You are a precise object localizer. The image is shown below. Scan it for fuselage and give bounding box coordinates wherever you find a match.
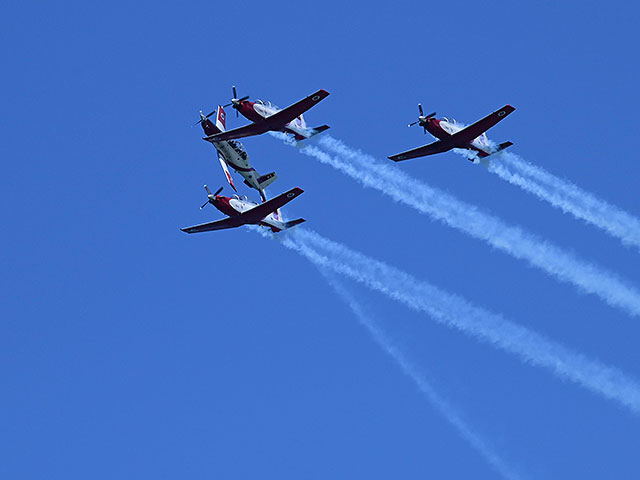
[235,99,312,141]
[201,118,263,188]
[423,117,493,158]
[211,195,284,232]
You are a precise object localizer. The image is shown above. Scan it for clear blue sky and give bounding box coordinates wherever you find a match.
[2,1,639,478]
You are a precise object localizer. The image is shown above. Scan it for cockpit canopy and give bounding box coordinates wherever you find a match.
[255,99,279,109]
[228,139,246,151]
[233,194,253,203]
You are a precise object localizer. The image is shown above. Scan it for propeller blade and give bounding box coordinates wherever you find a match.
[426,112,436,119]
[232,85,237,99]
[200,201,209,209]
[423,127,427,134]
[194,109,216,126]
[237,95,249,102]
[204,185,212,195]
[418,103,424,116]
[408,120,419,127]
[223,102,233,108]
[213,186,223,197]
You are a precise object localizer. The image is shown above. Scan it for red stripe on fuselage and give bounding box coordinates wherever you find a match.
[237,101,265,123]
[212,197,240,217]
[424,118,448,140]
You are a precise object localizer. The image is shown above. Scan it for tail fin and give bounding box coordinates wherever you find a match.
[257,172,277,189]
[217,152,237,192]
[495,141,513,152]
[283,218,306,230]
[216,106,227,132]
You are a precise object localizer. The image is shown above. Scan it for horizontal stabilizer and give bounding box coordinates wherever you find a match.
[496,141,513,152]
[257,172,277,189]
[283,218,306,230]
[310,125,330,136]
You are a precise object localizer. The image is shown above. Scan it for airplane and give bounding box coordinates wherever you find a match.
[202,86,330,143]
[388,104,515,162]
[196,105,277,201]
[181,185,306,234]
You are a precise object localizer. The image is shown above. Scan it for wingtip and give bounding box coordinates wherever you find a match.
[311,89,330,100]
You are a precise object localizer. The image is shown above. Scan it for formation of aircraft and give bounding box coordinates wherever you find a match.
[388,104,515,162]
[183,87,330,234]
[182,86,517,235]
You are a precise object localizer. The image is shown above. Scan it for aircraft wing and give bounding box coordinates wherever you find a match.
[181,187,304,234]
[204,90,329,142]
[242,187,304,223]
[448,105,515,145]
[181,216,246,234]
[204,122,270,142]
[261,89,330,128]
[388,140,453,162]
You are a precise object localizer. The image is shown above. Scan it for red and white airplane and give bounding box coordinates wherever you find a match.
[181,186,305,234]
[196,105,276,201]
[203,86,330,143]
[388,104,515,162]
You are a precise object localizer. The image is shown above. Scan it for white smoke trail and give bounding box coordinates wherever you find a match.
[286,135,640,319]
[482,151,640,250]
[275,228,640,415]
[322,271,526,480]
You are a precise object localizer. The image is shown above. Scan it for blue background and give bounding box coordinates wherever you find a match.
[2,1,639,478]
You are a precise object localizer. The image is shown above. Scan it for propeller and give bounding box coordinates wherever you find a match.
[193,109,217,126]
[200,185,224,209]
[223,85,250,117]
[408,104,436,133]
